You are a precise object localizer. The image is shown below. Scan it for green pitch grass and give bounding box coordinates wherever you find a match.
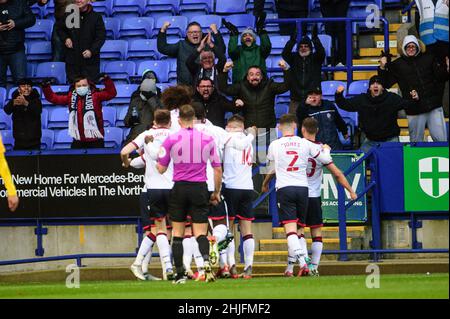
[0,274,447,299]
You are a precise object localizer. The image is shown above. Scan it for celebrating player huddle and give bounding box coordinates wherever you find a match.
[120,95,357,284]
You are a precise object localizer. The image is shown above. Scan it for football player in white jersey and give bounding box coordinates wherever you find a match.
[262,114,334,276]
[121,109,175,281]
[222,115,258,279]
[284,117,358,277]
[192,105,256,278]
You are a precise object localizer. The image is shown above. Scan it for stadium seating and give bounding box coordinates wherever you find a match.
[104,61,136,83]
[0,130,14,151]
[246,0,276,13]
[93,0,114,16]
[155,16,189,37]
[179,0,213,20]
[104,17,121,39]
[321,81,347,100]
[0,88,6,109]
[100,40,128,60]
[167,58,178,82]
[0,110,11,130]
[269,35,290,56]
[47,107,70,129]
[30,2,44,18]
[111,0,146,17]
[41,85,70,107]
[317,34,332,58]
[119,17,155,39]
[103,107,118,127]
[41,129,55,150]
[27,41,53,62]
[275,104,289,119]
[190,15,222,32]
[127,39,160,60]
[107,84,139,107]
[115,106,129,127]
[348,80,369,95]
[220,14,255,34]
[136,60,170,83]
[41,108,49,129]
[25,19,53,41]
[104,127,124,148]
[35,62,67,84]
[144,0,180,20]
[53,129,73,149]
[215,0,247,14]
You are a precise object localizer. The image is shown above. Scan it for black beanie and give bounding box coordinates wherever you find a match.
[369,75,384,87]
[297,36,313,50]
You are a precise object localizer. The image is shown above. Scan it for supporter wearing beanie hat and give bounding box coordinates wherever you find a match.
[297,36,313,57]
[369,75,384,87]
[140,78,157,101]
[241,27,257,46]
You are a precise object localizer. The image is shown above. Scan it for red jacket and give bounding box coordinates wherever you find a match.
[43,77,117,142]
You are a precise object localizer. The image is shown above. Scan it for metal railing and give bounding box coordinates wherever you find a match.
[265,16,391,83]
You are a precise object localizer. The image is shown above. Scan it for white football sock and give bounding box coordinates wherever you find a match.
[142,246,153,274]
[182,237,193,271]
[156,233,173,271]
[134,236,154,266]
[287,234,305,267]
[212,224,227,243]
[311,240,323,267]
[192,236,205,270]
[227,239,236,267]
[299,235,308,258]
[286,247,296,272]
[219,249,228,268]
[243,235,255,270]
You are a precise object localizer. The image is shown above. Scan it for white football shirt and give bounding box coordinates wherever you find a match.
[132,127,174,190]
[267,135,332,190]
[306,143,333,197]
[223,131,254,190]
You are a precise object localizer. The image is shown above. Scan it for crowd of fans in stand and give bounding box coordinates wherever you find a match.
[0,0,448,152]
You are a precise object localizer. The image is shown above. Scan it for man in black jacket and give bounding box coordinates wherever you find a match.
[3,78,42,150]
[335,75,418,153]
[57,0,106,83]
[378,35,449,142]
[219,60,291,162]
[282,25,325,114]
[297,87,348,150]
[0,0,36,88]
[192,78,240,128]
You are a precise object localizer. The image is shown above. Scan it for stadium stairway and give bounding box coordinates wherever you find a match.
[254,226,368,263]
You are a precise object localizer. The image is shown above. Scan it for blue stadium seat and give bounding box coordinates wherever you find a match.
[47,107,70,129]
[265,13,280,34]
[41,129,55,150]
[27,41,52,62]
[25,19,53,41]
[53,129,72,149]
[215,0,247,14]
[167,58,177,82]
[144,0,180,20]
[100,40,128,60]
[348,80,369,95]
[93,0,114,16]
[30,2,44,18]
[115,106,128,127]
[275,104,289,119]
[136,60,170,83]
[122,127,131,140]
[41,108,49,129]
[27,63,36,78]
[317,34,332,58]
[155,16,188,37]
[190,15,222,33]
[0,130,14,151]
[107,84,139,107]
[220,14,254,35]
[156,83,171,92]
[0,110,11,130]
[119,17,154,39]
[104,17,121,39]
[35,62,66,84]
[104,127,124,148]
[127,39,160,60]
[246,0,276,13]
[276,90,291,104]
[112,0,146,17]
[103,106,118,127]
[41,85,70,107]
[269,35,290,56]
[179,0,213,20]
[0,87,6,109]
[104,61,136,83]
[321,81,347,100]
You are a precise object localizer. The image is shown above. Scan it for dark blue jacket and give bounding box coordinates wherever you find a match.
[296,99,348,150]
